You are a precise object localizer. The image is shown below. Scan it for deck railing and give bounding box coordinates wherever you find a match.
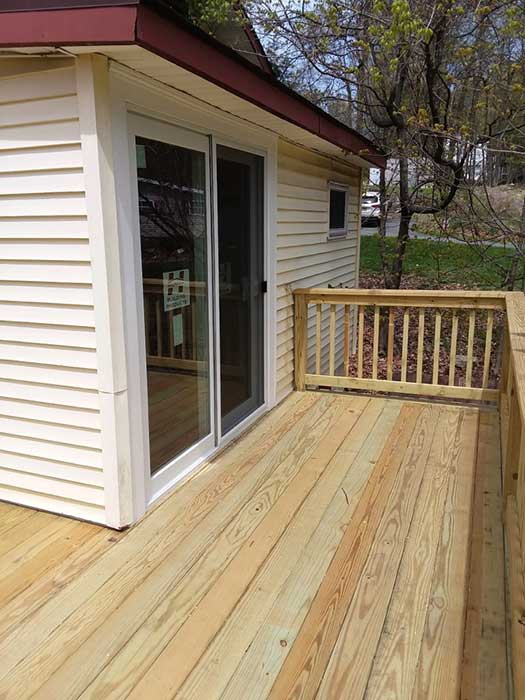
[294,286,525,700]
[501,292,525,700]
[143,278,206,373]
[294,288,507,402]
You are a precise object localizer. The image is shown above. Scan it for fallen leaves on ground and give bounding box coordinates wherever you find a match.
[345,273,503,389]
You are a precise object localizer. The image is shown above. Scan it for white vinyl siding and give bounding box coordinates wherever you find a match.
[0,61,105,523]
[276,141,361,401]
[0,53,366,527]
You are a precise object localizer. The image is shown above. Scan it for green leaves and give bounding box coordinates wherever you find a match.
[188,0,240,29]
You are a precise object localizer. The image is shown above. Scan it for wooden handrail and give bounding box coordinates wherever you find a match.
[294,287,508,298]
[143,278,207,289]
[293,287,507,309]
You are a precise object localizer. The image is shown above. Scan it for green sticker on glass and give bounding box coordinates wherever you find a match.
[173,314,184,347]
[136,144,147,169]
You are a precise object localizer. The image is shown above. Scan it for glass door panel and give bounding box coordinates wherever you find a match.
[216,145,264,434]
[135,134,211,474]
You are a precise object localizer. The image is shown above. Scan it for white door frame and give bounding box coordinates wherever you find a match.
[126,113,217,504]
[110,68,277,517]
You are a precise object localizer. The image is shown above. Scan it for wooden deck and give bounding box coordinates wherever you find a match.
[0,392,508,699]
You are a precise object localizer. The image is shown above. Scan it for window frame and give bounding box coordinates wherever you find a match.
[327,181,349,239]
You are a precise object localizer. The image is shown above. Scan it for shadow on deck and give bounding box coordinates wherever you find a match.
[0,390,507,699]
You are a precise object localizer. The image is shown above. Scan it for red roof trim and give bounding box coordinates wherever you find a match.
[137,7,319,128]
[0,0,138,9]
[136,6,385,167]
[0,6,136,45]
[0,3,385,167]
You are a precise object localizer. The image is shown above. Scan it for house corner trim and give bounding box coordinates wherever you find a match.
[76,54,135,528]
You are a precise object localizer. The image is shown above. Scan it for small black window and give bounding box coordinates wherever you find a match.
[329,185,348,236]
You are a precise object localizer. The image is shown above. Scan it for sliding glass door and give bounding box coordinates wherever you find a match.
[216,145,265,434]
[132,119,213,479]
[130,118,265,491]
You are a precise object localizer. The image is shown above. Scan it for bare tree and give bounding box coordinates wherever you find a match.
[237,0,525,288]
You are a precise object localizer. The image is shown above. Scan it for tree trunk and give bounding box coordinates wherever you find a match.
[387,155,412,290]
[377,168,390,352]
[377,168,390,288]
[519,197,525,292]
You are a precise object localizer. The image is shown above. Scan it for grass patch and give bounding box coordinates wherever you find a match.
[360,234,515,289]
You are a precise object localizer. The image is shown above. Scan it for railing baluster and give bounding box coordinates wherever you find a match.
[344,304,350,376]
[466,310,475,387]
[169,310,175,358]
[315,303,322,375]
[329,304,336,376]
[372,306,380,380]
[181,309,186,359]
[500,326,510,394]
[449,310,458,386]
[155,298,162,357]
[401,308,409,382]
[387,307,395,381]
[504,382,521,497]
[482,309,494,388]
[416,308,425,383]
[144,297,150,355]
[357,305,364,378]
[432,309,442,385]
[190,291,197,360]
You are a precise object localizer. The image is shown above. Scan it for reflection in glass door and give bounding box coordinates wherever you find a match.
[135,133,211,474]
[217,145,265,434]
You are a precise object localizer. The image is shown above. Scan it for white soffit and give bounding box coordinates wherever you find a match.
[68,44,369,169]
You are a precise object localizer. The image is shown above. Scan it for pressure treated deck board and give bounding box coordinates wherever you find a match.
[46,398,369,700]
[460,410,509,700]
[412,408,480,699]
[0,507,63,558]
[185,400,401,700]
[0,392,508,700]
[0,520,96,609]
[1,394,333,698]
[318,405,449,700]
[0,525,118,641]
[0,501,35,537]
[363,407,467,700]
[267,404,427,700]
[0,393,320,689]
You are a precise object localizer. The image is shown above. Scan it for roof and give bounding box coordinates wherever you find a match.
[0,0,386,168]
[211,4,276,75]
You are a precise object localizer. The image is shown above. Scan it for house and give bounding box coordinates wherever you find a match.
[0,5,523,698]
[0,0,385,528]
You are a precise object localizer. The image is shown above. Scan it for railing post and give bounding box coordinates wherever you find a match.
[502,293,525,700]
[294,292,308,391]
